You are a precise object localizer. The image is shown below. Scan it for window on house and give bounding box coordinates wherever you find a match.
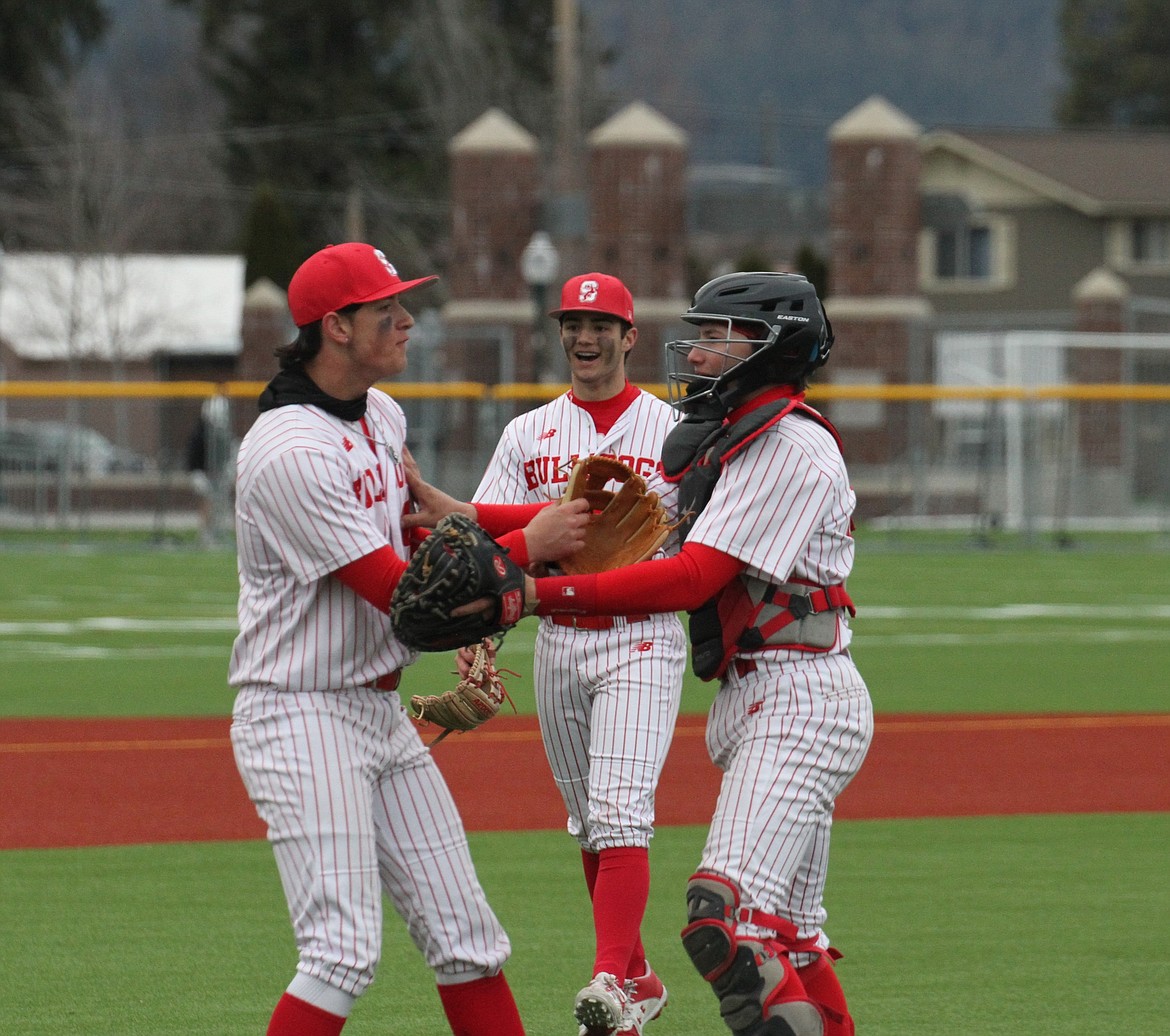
[935,224,992,279]
[920,202,1013,290]
[1131,218,1170,265]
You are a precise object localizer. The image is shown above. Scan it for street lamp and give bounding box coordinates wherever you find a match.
[520,230,560,383]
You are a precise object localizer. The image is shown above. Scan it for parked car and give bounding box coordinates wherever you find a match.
[0,420,150,475]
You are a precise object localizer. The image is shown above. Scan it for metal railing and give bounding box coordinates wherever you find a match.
[3,380,1170,545]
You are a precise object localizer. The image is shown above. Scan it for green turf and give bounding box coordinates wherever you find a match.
[1,816,1167,1034]
[2,542,1168,716]
[2,539,1169,1034]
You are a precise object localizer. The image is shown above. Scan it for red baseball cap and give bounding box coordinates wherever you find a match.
[287,242,438,326]
[549,272,635,324]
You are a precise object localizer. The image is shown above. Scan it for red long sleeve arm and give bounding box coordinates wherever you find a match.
[534,543,745,616]
[474,501,549,569]
[403,503,538,569]
[474,501,546,535]
[495,529,530,567]
[333,546,408,613]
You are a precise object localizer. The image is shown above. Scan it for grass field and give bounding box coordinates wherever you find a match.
[2,817,1168,1035]
[2,539,1168,716]
[2,538,1169,1034]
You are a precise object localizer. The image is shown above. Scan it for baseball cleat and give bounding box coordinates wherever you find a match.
[574,972,627,1034]
[616,964,668,1035]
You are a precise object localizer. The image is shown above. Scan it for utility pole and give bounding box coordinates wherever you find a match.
[552,0,585,274]
[554,0,581,199]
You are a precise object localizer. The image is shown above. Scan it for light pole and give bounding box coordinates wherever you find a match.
[520,230,560,383]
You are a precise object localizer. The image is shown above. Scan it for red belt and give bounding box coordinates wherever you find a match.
[371,672,401,692]
[549,614,650,630]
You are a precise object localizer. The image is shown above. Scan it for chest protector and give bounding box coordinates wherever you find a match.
[661,397,855,682]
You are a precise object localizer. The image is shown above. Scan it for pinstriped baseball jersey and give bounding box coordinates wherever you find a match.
[686,406,859,657]
[477,389,679,509]
[229,388,417,691]
[475,387,686,851]
[685,402,872,956]
[229,385,513,998]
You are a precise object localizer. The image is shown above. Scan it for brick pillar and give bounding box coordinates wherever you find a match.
[824,96,932,516]
[234,278,290,439]
[237,278,289,384]
[1073,267,1128,335]
[447,108,542,302]
[586,101,689,384]
[443,108,544,391]
[1072,267,1130,467]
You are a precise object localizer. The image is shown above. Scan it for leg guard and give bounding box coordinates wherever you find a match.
[796,952,854,1036]
[731,939,824,1036]
[681,872,740,981]
[680,873,824,1036]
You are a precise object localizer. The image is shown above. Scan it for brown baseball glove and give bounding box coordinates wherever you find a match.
[557,455,677,575]
[409,641,517,745]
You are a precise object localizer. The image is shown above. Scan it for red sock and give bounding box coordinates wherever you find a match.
[796,955,854,1036]
[437,973,525,1036]
[591,846,650,979]
[625,944,649,982]
[581,848,601,897]
[266,993,346,1036]
[583,848,648,978]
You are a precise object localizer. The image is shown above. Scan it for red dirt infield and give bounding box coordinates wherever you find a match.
[2,712,1168,850]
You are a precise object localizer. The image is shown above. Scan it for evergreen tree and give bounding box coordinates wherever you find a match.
[0,0,108,243]
[175,0,431,254]
[794,242,829,301]
[239,181,305,289]
[0,0,107,141]
[174,0,564,271]
[1058,0,1170,126]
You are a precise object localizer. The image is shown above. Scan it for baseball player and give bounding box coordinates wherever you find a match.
[512,273,874,1036]
[227,242,587,1036]
[472,273,686,1036]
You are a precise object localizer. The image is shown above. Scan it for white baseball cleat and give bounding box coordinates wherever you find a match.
[574,972,627,1035]
[616,964,668,1035]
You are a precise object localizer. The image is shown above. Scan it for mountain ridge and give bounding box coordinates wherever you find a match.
[584,0,1065,185]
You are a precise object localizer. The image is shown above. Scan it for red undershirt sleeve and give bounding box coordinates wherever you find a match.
[534,543,746,616]
[474,501,547,569]
[495,529,530,568]
[473,501,546,534]
[333,546,408,613]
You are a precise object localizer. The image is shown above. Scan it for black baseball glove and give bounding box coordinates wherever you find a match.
[391,513,527,651]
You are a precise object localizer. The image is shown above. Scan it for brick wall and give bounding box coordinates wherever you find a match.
[587,143,688,300]
[448,150,541,300]
[829,135,921,298]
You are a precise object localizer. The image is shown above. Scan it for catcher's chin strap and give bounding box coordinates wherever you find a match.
[682,871,829,1036]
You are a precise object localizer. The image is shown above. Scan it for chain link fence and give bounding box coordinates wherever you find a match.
[3,371,1170,547]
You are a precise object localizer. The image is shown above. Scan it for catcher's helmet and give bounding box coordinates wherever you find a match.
[665,272,833,412]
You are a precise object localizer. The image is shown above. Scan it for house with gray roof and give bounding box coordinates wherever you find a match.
[918,126,1170,332]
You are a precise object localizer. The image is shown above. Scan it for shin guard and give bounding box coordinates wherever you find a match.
[681,872,740,981]
[680,873,824,1036]
[796,953,853,1036]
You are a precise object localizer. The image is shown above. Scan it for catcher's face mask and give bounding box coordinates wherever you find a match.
[665,317,762,411]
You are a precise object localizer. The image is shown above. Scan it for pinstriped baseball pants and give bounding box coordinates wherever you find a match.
[231,686,511,996]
